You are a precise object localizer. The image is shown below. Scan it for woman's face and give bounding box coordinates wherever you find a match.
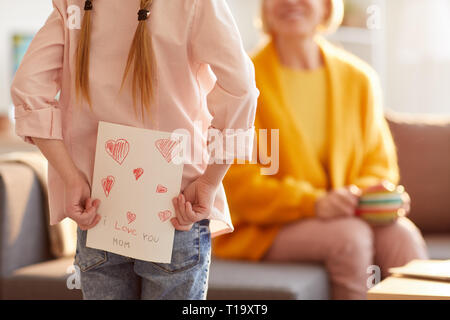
[264,0,331,38]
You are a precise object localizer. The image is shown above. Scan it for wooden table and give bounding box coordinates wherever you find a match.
[368,275,450,300]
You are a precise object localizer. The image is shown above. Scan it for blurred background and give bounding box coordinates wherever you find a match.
[0,0,449,300]
[1,0,450,124]
[0,0,449,152]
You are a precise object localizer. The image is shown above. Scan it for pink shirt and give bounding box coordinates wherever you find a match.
[11,0,258,237]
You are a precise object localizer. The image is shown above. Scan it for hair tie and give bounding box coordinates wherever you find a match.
[84,0,93,11]
[138,9,150,21]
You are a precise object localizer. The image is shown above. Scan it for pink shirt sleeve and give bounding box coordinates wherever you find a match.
[189,0,259,162]
[10,1,64,145]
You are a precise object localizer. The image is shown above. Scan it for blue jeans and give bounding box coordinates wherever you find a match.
[74,219,211,300]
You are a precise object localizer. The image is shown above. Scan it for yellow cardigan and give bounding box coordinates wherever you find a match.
[213,37,400,261]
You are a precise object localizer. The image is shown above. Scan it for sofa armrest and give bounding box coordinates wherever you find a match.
[0,171,53,279]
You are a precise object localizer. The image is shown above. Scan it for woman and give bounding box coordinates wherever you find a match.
[213,0,428,299]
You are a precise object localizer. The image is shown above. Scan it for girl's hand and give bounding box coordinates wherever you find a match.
[315,185,361,220]
[171,177,217,231]
[64,170,101,230]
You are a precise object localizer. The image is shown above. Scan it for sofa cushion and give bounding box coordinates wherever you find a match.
[207,258,330,300]
[3,238,446,301]
[387,113,450,234]
[2,257,82,300]
[207,235,449,301]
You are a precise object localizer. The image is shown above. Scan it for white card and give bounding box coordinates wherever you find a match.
[86,121,184,263]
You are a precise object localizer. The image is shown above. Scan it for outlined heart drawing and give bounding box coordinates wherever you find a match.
[127,211,136,224]
[101,175,115,197]
[158,210,172,222]
[133,168,144,180]
[155,138,180,163]
[105,139,130,165]
[156,184,167,193]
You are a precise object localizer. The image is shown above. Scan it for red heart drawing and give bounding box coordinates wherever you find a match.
[127,211,136,224]
[133,168,144,180]
[156,184,167,193]
[155,138,180,163]
[105,139,130,165]
[158,210,172,222]
[101,176,115,197]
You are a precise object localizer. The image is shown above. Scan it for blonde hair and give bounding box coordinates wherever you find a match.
[261,0,344,35]
[319,0,344,34]
[75,0,154,120]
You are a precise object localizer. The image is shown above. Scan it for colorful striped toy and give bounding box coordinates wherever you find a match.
[356,182,406,226]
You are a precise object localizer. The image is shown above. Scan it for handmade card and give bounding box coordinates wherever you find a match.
[86,121,184,263]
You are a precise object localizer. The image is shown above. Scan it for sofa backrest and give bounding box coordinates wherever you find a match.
[387,112,450,234]
[0,167,53,278]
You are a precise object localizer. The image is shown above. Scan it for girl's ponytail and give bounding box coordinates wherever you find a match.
[75,0,94,109]
[75,0,155,120]
[121,0,154,120]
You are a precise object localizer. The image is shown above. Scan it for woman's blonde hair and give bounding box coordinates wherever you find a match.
[319,0,344,34]
[75,0,154,120]
[261,0,344,35]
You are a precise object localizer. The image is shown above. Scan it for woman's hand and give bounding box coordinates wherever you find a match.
[363,181,411,218]
[171,177,218,231]
[400,190,411,216]
[64,170,101,230]
[315,185,361,220]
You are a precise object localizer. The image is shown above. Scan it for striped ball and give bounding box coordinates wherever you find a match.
[356,183,406,226]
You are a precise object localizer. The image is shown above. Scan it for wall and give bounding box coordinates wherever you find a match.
[0,0,261,115]
[385,0,450,115]
[0,0,53,114]
[1,0,449,116]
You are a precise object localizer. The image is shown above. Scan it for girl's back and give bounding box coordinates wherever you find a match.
[11,0,258,237]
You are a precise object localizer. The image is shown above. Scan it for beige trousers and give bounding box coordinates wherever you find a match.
[263,217,429,299]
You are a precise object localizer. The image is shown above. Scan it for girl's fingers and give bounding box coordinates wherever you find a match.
[184,201,198,222]
[80,214,101,230]
[172,197,183,226]
[82,205,98,226]
[178,194,186,216]
[75,202,96,226]
[79,214,101,230]
[177,194,192,225]
[192,204,209,219]
[74,198,101,227]
[172,196,190,226]
[85,197,93,210]
[89,214,102,228]
[84,197,101,211]
[92,198,101,209]
[170,218,193,231]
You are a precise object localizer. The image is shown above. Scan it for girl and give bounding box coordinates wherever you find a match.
[11,0,258,299]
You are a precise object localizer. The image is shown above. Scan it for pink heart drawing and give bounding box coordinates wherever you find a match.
[127,211,136,224]
[101,175,115,197]
[156,184,167,193]
[158,210,172,222]
[133,168,144,180]
[155,138,180,163]
[105,139,130,165]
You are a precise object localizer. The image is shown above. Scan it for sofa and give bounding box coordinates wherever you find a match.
[0,112,449,300]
